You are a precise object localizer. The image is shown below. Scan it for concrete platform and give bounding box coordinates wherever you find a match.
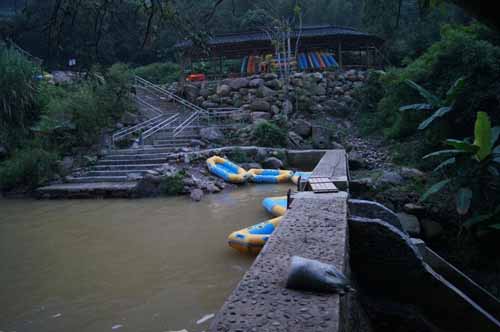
[210,191,350,331]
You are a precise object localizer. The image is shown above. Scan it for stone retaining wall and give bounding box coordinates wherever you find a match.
[175,70,367,122]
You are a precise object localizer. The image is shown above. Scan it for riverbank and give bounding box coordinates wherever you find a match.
[33,147,326,199]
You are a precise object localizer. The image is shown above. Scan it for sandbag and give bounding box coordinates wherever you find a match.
[286,256,354,294]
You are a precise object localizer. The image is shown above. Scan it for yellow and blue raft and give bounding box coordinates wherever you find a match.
[262,196,288,216]
[206,156,248,184]
[291,171,312,185]
[227,216,283,254]
[247,169,293,183]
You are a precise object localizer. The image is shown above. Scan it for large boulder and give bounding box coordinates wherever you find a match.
[201,100,219,108]
[257,85,277,98]
[250,99,271,112]
[292,119,312,137]
[262,156,283,169]
[224,77,249,90]
[311,126,332,149]
[265,79,282,90]
[190,188,204,202]
[348,151,367,170]
[121,111,138,125]
[249,78,264,88]
[184,83,200,100]
[216,84,231,97]
[200,127,224,142]
[377,170,405,186]
[263,73,278,80]
[400,167,426,180]
[251,112,271,122]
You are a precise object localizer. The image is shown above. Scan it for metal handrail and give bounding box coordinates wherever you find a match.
[112,113,165,144]
[135,95,163,116]
[173,111,200,137]
[142,113,180,141]
[134,76,207,114]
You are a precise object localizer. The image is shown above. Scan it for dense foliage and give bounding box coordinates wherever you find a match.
[134,62,180,84]
[358,23,500,145]
[0,147,59,191]
[0,47,39,148]
[0,47,134,191]
[252,121,288,148]
[421,112,500,236]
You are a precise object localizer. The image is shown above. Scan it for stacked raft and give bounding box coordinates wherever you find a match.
[240,51,338,75]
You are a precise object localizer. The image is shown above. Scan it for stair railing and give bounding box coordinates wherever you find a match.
[134,76,207,114]
[141,113,180,142]
[173,111,200,137]
[112,113,165,146]
[135,95,163,117]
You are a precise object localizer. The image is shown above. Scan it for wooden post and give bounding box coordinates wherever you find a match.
[220,56,223,78]
[338,42,343,69]
[178,52,187,86]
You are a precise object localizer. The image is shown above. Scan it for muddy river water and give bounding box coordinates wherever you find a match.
[0,184,291,332]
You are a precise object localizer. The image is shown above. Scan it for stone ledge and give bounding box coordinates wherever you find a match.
[210,192,349,332]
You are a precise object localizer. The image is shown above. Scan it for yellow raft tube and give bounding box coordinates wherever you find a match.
[262,196,288,216]
[247,169,293,183]
[206,156,248,184]
[227,216,283,254]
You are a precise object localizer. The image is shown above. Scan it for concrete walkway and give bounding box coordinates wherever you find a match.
[210,150,352,331]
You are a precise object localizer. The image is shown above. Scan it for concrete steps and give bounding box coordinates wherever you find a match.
[86,170,150,177]
[107,147,179,155]
[103,152,174,160]
[96,158,169,165]
[91,164,164,171]
[65,176,131,183]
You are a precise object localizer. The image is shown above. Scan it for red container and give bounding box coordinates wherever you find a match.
[186,73,206,82]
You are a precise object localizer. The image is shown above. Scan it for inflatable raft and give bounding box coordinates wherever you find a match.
[247,169,293,183]
[206,156,248,184]
[228,216,283,254]
[262,196,287,216]
[291,171,312,185]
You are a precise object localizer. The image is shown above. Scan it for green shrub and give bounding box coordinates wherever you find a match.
[375,23,500,141]
[252,121,288,148]
[228,147,250,163]
[0,47,40,149]
[159,171,185,196]
[134,62,180,84]
[33,64,135,151]
[0,147,59,191]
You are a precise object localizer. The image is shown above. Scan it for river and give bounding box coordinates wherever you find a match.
[0,184,290,332]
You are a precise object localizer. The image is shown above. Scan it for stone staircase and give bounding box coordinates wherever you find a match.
[37,76,207,197]
[36,76,252,198]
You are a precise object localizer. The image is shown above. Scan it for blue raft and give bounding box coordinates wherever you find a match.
[262,196,288,216]
[206,156,248,184]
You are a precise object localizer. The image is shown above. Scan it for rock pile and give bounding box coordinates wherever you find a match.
[174,69,367,122]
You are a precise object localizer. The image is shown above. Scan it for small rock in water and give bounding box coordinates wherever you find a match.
[196,313,215,324]
[190,189,204,202]
[111,324,123,330]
